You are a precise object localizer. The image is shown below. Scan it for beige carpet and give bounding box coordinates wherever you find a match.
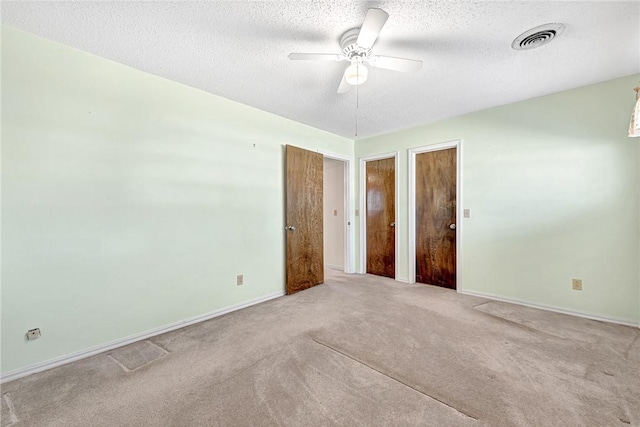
[2,270,639,426]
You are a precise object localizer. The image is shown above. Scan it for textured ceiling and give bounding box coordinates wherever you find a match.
[2,1,639,139]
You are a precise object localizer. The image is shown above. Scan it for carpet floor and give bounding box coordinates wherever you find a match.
[2,270,639,426]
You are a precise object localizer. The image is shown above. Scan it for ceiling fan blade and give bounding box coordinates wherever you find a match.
[367,55,423,72]
[356,8,389,49]
[337,68,351,93]
[288,53,343,61]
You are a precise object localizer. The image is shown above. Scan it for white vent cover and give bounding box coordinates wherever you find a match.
[512,23,565,50]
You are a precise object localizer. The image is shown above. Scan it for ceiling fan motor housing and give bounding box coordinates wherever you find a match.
[340,28,371,60]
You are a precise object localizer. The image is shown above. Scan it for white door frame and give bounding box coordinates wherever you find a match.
[408,140,463,290]
[359,151,400,280]
[321,151,354,274]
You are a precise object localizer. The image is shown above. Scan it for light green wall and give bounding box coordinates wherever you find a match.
[356,74,640,324]
[2,25,638,377]
[0,26,353,374]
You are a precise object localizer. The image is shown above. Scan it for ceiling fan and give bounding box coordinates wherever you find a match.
[288,8,423,93]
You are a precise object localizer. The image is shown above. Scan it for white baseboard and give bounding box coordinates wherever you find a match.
[459,289,639,328]
[395,277,409,283]
[324,264,344,271]
[0,291,285,384]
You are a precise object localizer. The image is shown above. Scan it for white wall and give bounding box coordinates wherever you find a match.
[355,74,640,325]
[323,158,345,269]
[0,26,354,375]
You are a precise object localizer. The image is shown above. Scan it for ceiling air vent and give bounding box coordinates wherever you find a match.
[512,23,565,50]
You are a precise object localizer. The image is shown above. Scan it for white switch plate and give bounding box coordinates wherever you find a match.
[463,209,470,218]
[572,279,582,291]
[237,274,244,286]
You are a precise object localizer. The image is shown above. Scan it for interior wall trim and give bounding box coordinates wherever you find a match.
[460,289,640,328]
[0,291,285,384]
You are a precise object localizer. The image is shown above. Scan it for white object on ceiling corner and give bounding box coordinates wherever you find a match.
[629,85,640,138]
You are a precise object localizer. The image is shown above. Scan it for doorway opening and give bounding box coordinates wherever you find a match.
[323,156,351,273]
[285,147,352,294]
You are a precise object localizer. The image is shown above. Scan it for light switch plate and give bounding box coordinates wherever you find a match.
[572,279,582,291]
[463,209,470,218]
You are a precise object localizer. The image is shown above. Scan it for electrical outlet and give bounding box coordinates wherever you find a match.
[572,279,582,291]
[26,328,41,341]
[463,209,470,218]
[237,274,244,286]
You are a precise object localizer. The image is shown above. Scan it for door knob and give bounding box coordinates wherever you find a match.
[449,224,456,230]
[285,225,296,231]
[390,222,396,227]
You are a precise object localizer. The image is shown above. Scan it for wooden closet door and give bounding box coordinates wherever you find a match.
[415,148,456,289]
[366,157,395,278]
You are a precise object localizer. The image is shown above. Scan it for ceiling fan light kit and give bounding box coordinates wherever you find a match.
[345,59,368,85]
[288,8,423,93]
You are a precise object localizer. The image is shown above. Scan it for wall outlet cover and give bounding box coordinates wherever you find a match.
[26,328,41,341]
[237,274,244,286]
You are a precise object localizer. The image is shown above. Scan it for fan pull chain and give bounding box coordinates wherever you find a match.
[355,62,359,137]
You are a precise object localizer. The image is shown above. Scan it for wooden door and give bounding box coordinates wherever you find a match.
[415,148,457,289]
[285,145,324,294]
[366,157,395,278]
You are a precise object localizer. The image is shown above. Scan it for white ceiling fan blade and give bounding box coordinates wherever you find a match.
[288,53,343,61]
[356,8,389,49]
[337,68,351,93]
[367,55,423,72]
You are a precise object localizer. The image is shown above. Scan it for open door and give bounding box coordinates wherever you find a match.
[285,145,324,294]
